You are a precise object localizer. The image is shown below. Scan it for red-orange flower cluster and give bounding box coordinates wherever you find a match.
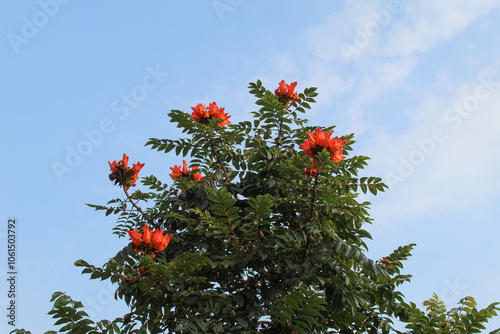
[300,128,347,163]
[169,160,203,181]
[108,154,145,189]
[302,162,319,177]
[126,224,173,258]
[377,257,393,269]
[191,102,231,127]
[275,80,299,106]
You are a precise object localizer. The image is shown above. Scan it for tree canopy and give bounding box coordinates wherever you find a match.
[13,80,500,334]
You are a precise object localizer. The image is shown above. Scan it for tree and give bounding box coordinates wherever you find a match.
[12,80,500,333]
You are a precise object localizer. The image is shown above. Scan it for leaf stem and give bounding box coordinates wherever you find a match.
[123,187,147,218]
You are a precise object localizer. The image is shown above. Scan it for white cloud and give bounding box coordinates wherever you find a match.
[339,56,418,134]
[304,0,392,63]
[304,0,500,62]
[294,1,500,212]
[303,60,354,108]
[381,0,500,57]
[265,2,500,226]
[270,1,500,136]
[270,52,299,75]
[374,57,417,86]
[367,67,500,224]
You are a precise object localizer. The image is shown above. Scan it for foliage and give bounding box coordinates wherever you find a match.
[398,294,500,334]
[13,80,499,333]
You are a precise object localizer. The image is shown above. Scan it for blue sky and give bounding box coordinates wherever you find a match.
[2,0,500,332]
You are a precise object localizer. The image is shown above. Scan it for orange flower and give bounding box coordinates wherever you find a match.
[377,257,393,269]
[132,162,145,185]
[109,154,129,173]
[127,229,142,247]
[275,80,299,106]
[300,128,347,163]
[169,160,203,181]
[108,154,145,189]
[191,102,231,127]
[126,224,173,258]
[142,224,151,245]
[303,161,319,177]
[152,229,173,252]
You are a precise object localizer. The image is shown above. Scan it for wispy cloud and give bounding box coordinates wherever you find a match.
[289,0,500,225]
[368,68,500,223]
[341,56,418,134]
[381,0,500,57]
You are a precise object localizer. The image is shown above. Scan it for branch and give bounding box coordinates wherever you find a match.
[123,187,147,218]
